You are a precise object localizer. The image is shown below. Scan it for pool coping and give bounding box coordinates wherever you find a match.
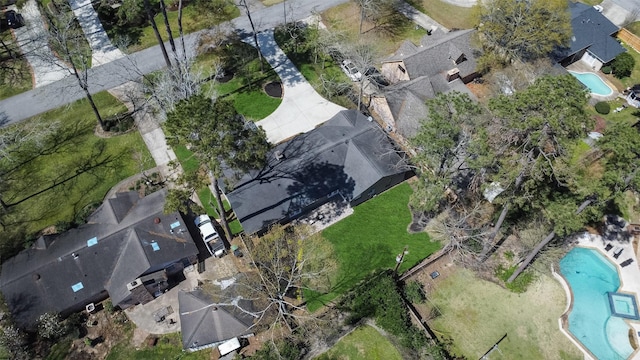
[554,234,640,360]
[568,70,618,100]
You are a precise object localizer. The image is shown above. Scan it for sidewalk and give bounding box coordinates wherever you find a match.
[250,30,346,144]
[12,0,70,87]
[68,0,124,66]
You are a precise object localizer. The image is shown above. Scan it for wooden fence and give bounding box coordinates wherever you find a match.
[618,28,640,54]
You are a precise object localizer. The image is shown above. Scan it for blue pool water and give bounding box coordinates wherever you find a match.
[560,248,634,359]
[569,71,613,96]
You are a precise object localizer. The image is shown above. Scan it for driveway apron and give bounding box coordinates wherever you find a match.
[68,0,124,66]
[251,30,346,144]
[13,0,70,87]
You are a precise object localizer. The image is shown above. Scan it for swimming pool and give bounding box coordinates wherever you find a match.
[569,71,613,96]
[560,247,634,359]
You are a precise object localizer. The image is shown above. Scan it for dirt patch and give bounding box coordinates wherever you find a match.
[264,81,283,98]
[466,81,492,103]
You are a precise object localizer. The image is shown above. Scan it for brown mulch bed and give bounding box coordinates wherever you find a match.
[264,81,283,98]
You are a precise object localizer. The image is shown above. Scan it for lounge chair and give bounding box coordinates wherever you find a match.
[621,259,634,267]
[605,243,614,251]
[614,247,624,259]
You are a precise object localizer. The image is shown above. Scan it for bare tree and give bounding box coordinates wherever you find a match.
[143,0,172,68]
[43,10,106,129]
[237,0,264,72]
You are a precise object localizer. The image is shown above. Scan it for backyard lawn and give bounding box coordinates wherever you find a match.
[0,92,153,257]
[405,0,476,30]
[0,31,32,100]
[424,269,582,360]
[315,326,403,360]
[310,182,439,309]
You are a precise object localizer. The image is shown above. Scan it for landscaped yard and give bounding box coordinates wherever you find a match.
[309,182,439,309]
[173,145,243,235]
[404,0,476,30]
[0,30,32,100]
[315,325,403,360]
[322,2,428,56]
[107,333,212,360]
[196,44,282,121]
[422,268,582,360]
[0,92,153,258]
[99,1,238,53]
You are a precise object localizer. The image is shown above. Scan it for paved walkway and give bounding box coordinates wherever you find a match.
[250,30,346,144]
[68,0,124,66]
[12,0,70,87]
[396,1,448,33]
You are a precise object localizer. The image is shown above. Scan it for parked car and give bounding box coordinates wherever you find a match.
[194,214,224,257]
[4,10,25,29]
[340,60,362,82]
[364,67,389,88]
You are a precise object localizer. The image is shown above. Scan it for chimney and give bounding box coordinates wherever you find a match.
[446,68,460,82]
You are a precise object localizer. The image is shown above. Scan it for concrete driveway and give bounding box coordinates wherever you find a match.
[69,0,124,66]
[602,0,640,27]
[12,0,70,87]
[250,30,346,144]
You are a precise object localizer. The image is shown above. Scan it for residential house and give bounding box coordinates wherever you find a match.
[558,2,625,70]
[223,110,412,235]
[371,29,480,139]
[179,288,255,352]
[0,189,199,328]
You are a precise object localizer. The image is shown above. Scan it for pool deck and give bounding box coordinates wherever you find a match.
[556,232,640,360]
[566,62,620,102]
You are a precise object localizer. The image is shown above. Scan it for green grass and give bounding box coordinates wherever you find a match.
[120,5,239,53]
[0,31,32,100]
[616,43,640,88]
[45,337,73,360]
[427,269,582,360]
[173,145,243,235]
[0,92,153,255]
[309,183,439,310]
[404,0,476,30]
[627,22,640,37]
[107,333,211,360]
[315,326,403,360]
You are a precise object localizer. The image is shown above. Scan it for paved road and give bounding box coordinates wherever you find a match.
[0,0,348,125]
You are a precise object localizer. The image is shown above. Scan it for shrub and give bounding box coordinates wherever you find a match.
[37,312,69,340]
[595,101,611,114]
[601,65,612,74]
[611,52,635,78]
[403,280,426,303]
[495,265,535,293]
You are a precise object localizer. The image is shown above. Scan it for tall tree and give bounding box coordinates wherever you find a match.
[43,10,106,129]
[238,0,264,72]
[165,95,270,240]
[143,0,172,68]
[476,0,571,63]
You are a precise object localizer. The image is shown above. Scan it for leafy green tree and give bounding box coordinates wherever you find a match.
[476,0,571,62]
[611,52,635,78]
[165,94,270,239]
[410,92,484,214]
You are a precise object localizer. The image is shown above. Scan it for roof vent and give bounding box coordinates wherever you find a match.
[72,253,79,260]
[274,151,285,161]
[127,278,143,291]
[33,273,40,281]
[154,217,161,224]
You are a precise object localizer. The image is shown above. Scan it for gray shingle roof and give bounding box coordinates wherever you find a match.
[0,189,198,328]
[563,2,625,63]
[386,29,480,80]
[179,289,255,350]
[224,110,406,234]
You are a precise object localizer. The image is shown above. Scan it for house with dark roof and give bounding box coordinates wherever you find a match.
[558,2,625,70]
[179,288,256,352]
[0,189,199,329]
[223,110,411,235]
[372,30,480,139]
